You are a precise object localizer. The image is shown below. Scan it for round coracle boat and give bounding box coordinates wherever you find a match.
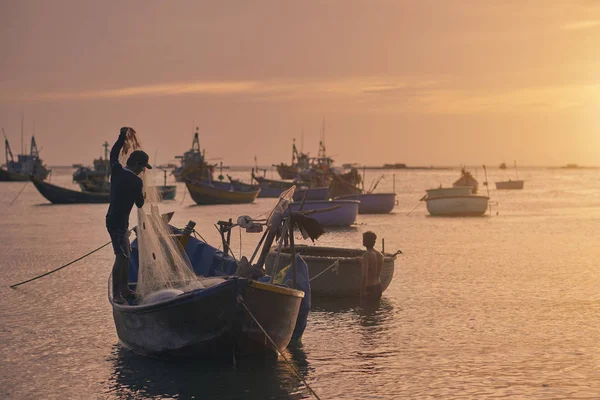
[265,245,398,298]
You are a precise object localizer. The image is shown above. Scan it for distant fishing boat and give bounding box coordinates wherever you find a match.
[172,128,215,182]
[273,138,309,180]
[453,167,478,194]
[72,142,110,193]
[289,199,359,227]
[265,245,400,297]
[495,161,525,190]
[185,179,260,205]
[1,122,50,182]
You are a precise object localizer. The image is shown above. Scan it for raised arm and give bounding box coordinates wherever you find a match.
[110,127,129,168]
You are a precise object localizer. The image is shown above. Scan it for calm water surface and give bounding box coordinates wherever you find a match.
[1,167,600,399]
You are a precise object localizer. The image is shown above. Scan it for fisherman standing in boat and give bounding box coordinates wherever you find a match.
[106,127,152,304]
[360,231,384,307]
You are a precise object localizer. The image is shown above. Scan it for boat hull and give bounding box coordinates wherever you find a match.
[276,165,299,180]
[425,195,489,216]
[0,167,48,181]
[110,278,303,358]
[292,187,329,201]
[334,193,396,214]
[31,177,110,204]
[265,246,396,297]
[185,180,260,205]
[495,180,524,190]
[289,200,359,227]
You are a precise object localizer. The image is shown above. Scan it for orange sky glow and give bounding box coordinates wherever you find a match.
[1,0,599,167]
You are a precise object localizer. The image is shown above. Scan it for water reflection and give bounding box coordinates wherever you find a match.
[107,345,312,400]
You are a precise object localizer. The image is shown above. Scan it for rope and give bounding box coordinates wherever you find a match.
[9,181,29,206]
[309,260,339,282]
[192,228,208,243]
[238,296,322,400]
[10,240,112,288]
[406,197,426,216]
[179,187,187,205]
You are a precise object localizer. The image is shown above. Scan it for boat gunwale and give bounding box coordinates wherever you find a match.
[425,195,489,201]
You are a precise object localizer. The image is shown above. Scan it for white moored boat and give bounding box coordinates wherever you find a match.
[496,161,525,190]
[425,195,489,216]
[495,179,524,190]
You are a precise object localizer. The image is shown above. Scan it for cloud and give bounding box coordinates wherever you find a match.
[30,80,259,101]
[561,20,600,30]
[3,76,599,117]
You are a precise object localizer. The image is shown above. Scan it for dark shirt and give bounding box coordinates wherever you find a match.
[105,133,144,230]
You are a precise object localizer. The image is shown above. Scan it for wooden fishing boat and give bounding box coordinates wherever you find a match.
[2,128,50,181]
[425,195,489,216]
[111,199,314,358]
[172,128,215,182]
[289,199,359,227]
[185,179,260,205]
[453,167,478,194]
[0,167,32,181]
[334,193,396,214]
[31,176,110,204]
[265,245,398,297]
[110,276,304,357]
[495,179,524,190]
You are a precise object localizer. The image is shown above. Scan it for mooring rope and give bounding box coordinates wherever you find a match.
[9,181,29,206]
[10,240,113,288]
[309,260,339,282]
[238,296,322,400]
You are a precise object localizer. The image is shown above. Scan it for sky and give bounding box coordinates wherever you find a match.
[1,0,599,167]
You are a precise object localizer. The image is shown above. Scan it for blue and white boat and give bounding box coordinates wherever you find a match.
[334,193,396,214]
[289,199,359,227]
[110,224,310,358]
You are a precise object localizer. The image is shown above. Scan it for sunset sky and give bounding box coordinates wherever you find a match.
[1,0,599,167]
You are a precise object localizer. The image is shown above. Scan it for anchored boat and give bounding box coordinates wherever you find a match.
[1,124,50,181]
[185,179,260,205]
[172,128,215,182]
[289,199,359,227]
[31,176,110,204]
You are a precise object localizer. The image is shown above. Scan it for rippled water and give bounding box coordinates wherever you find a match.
[2,167,600,399]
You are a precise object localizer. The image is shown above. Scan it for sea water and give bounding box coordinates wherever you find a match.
[1,166,600,399]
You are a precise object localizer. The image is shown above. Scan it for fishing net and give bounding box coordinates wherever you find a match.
[118,129,205,300]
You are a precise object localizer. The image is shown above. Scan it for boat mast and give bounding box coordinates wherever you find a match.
[3,128,14,165]
[103,142,110,161]
[192,127,200,154]
[21,115,24,156]
[514,160,519,179]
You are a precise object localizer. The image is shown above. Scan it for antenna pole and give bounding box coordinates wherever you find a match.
[21,115,24,156]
